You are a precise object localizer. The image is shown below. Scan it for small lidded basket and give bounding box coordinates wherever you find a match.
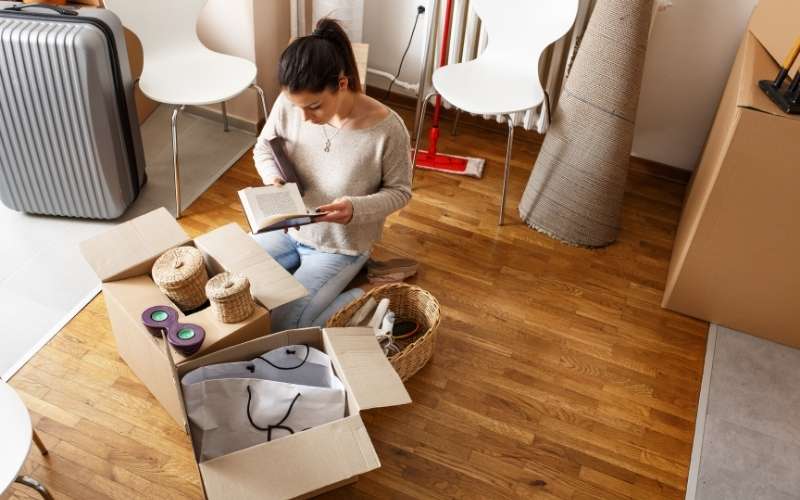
[152,246,209,312]
[206,272,255,323]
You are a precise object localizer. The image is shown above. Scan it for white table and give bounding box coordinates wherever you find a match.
[0,379,53,499]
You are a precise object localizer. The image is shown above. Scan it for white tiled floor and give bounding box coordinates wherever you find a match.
[0,106,255,378]
[691,326,800,500]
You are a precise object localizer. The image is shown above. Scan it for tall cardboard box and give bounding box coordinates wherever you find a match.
[171,326,412,500]
[662,0,800,347]
[80,208,307,425]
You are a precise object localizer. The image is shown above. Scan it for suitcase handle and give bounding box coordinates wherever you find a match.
[6,4,78,16]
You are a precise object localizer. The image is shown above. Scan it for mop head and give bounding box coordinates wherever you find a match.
[415,150,485,178]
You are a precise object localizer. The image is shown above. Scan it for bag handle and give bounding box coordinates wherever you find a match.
[246,386,301,441]
[253,344,311,371]
[6,4,79,16]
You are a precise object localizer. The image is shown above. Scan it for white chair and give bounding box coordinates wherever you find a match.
[412,0,579,225]
[104,0,269,218]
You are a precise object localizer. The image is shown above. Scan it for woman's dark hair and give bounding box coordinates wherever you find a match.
[279,18,362,93]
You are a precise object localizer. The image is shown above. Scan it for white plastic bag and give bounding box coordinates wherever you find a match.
[182,344,346,460]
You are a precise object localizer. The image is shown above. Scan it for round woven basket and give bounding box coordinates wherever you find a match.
[327,283,441,381]
[206,272,255,323]
[152,246,209,312]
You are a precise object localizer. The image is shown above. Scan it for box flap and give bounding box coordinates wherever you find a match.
[737,32,800,122]
[199,415,378,500]
[323,327,412,410]
[194,223,307,310]
[749,0,800,75]
[79,208,190,282]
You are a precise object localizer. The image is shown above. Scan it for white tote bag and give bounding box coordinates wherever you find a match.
[182,344,346,460]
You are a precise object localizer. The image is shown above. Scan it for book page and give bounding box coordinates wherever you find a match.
[252,189,299,218]
[238,184,309,232]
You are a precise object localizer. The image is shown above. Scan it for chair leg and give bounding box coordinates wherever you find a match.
[171,105,184,218]
[411,90,438,185]
[221,101,229,132]
[15,476,54,500]
[499,115,515,226]
[251,83,269,134]
[451,108,461,136]
[32,430,48,456]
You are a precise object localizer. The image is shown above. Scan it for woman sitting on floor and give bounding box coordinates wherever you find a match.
[252,18,412,331]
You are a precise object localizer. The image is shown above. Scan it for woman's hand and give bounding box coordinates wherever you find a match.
[316,198,353,224]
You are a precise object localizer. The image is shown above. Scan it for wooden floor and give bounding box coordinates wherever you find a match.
[3,103,707,500]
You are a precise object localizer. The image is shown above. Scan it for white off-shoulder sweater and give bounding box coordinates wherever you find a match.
[253,93,412,255]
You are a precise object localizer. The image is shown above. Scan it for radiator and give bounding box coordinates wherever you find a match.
[290,0,598,132]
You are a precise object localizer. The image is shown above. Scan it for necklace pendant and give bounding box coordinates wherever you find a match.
[324,139,331,153]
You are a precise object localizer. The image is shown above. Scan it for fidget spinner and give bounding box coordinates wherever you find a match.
[141,305,206,356]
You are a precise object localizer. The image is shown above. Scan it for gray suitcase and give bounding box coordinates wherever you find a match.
[0,2,145,219]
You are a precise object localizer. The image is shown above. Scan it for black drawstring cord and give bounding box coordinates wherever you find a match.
[254,344,311,370]
[246,386,301,441]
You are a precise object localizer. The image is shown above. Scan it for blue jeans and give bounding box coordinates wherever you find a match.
[252,231,368,332]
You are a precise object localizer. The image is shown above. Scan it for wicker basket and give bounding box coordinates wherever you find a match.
[152,246,209,312]
[327,283,441,381]
[206,272,255,323]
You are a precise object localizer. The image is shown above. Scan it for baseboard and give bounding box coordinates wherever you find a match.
[685,324,718,500]
[369,85,693,186]
[629,157,693,185]
[184,105,262,135]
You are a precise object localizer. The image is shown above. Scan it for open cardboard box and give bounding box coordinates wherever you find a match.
[171,326,411,500]
[80,208,307,425]
[662,0,800,346]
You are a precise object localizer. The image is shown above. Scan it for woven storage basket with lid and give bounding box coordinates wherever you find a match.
[152,246,209,311]
[206,272,255,323]
[326,283,440,381]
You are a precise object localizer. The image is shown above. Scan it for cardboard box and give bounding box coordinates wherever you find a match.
[662,2,800,347]
[748,0,800,75]
[172,326,411,500]
[80,208,307,425]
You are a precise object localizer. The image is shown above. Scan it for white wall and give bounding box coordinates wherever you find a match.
[362,0,758,171]
[363,0,429,97]
[196,0,289,125]
[632,0,758,170]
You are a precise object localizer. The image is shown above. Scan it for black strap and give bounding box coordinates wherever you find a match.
[255,344,311,370]
[7,4,78,16]
[246,386,301,441]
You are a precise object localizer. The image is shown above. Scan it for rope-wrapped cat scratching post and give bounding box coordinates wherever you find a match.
[519,0,655,247]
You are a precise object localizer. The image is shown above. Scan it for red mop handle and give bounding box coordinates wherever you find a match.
[431,0,455,128]
[428,0,456,156]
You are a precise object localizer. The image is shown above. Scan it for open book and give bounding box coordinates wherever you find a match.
[238,183,326,233]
